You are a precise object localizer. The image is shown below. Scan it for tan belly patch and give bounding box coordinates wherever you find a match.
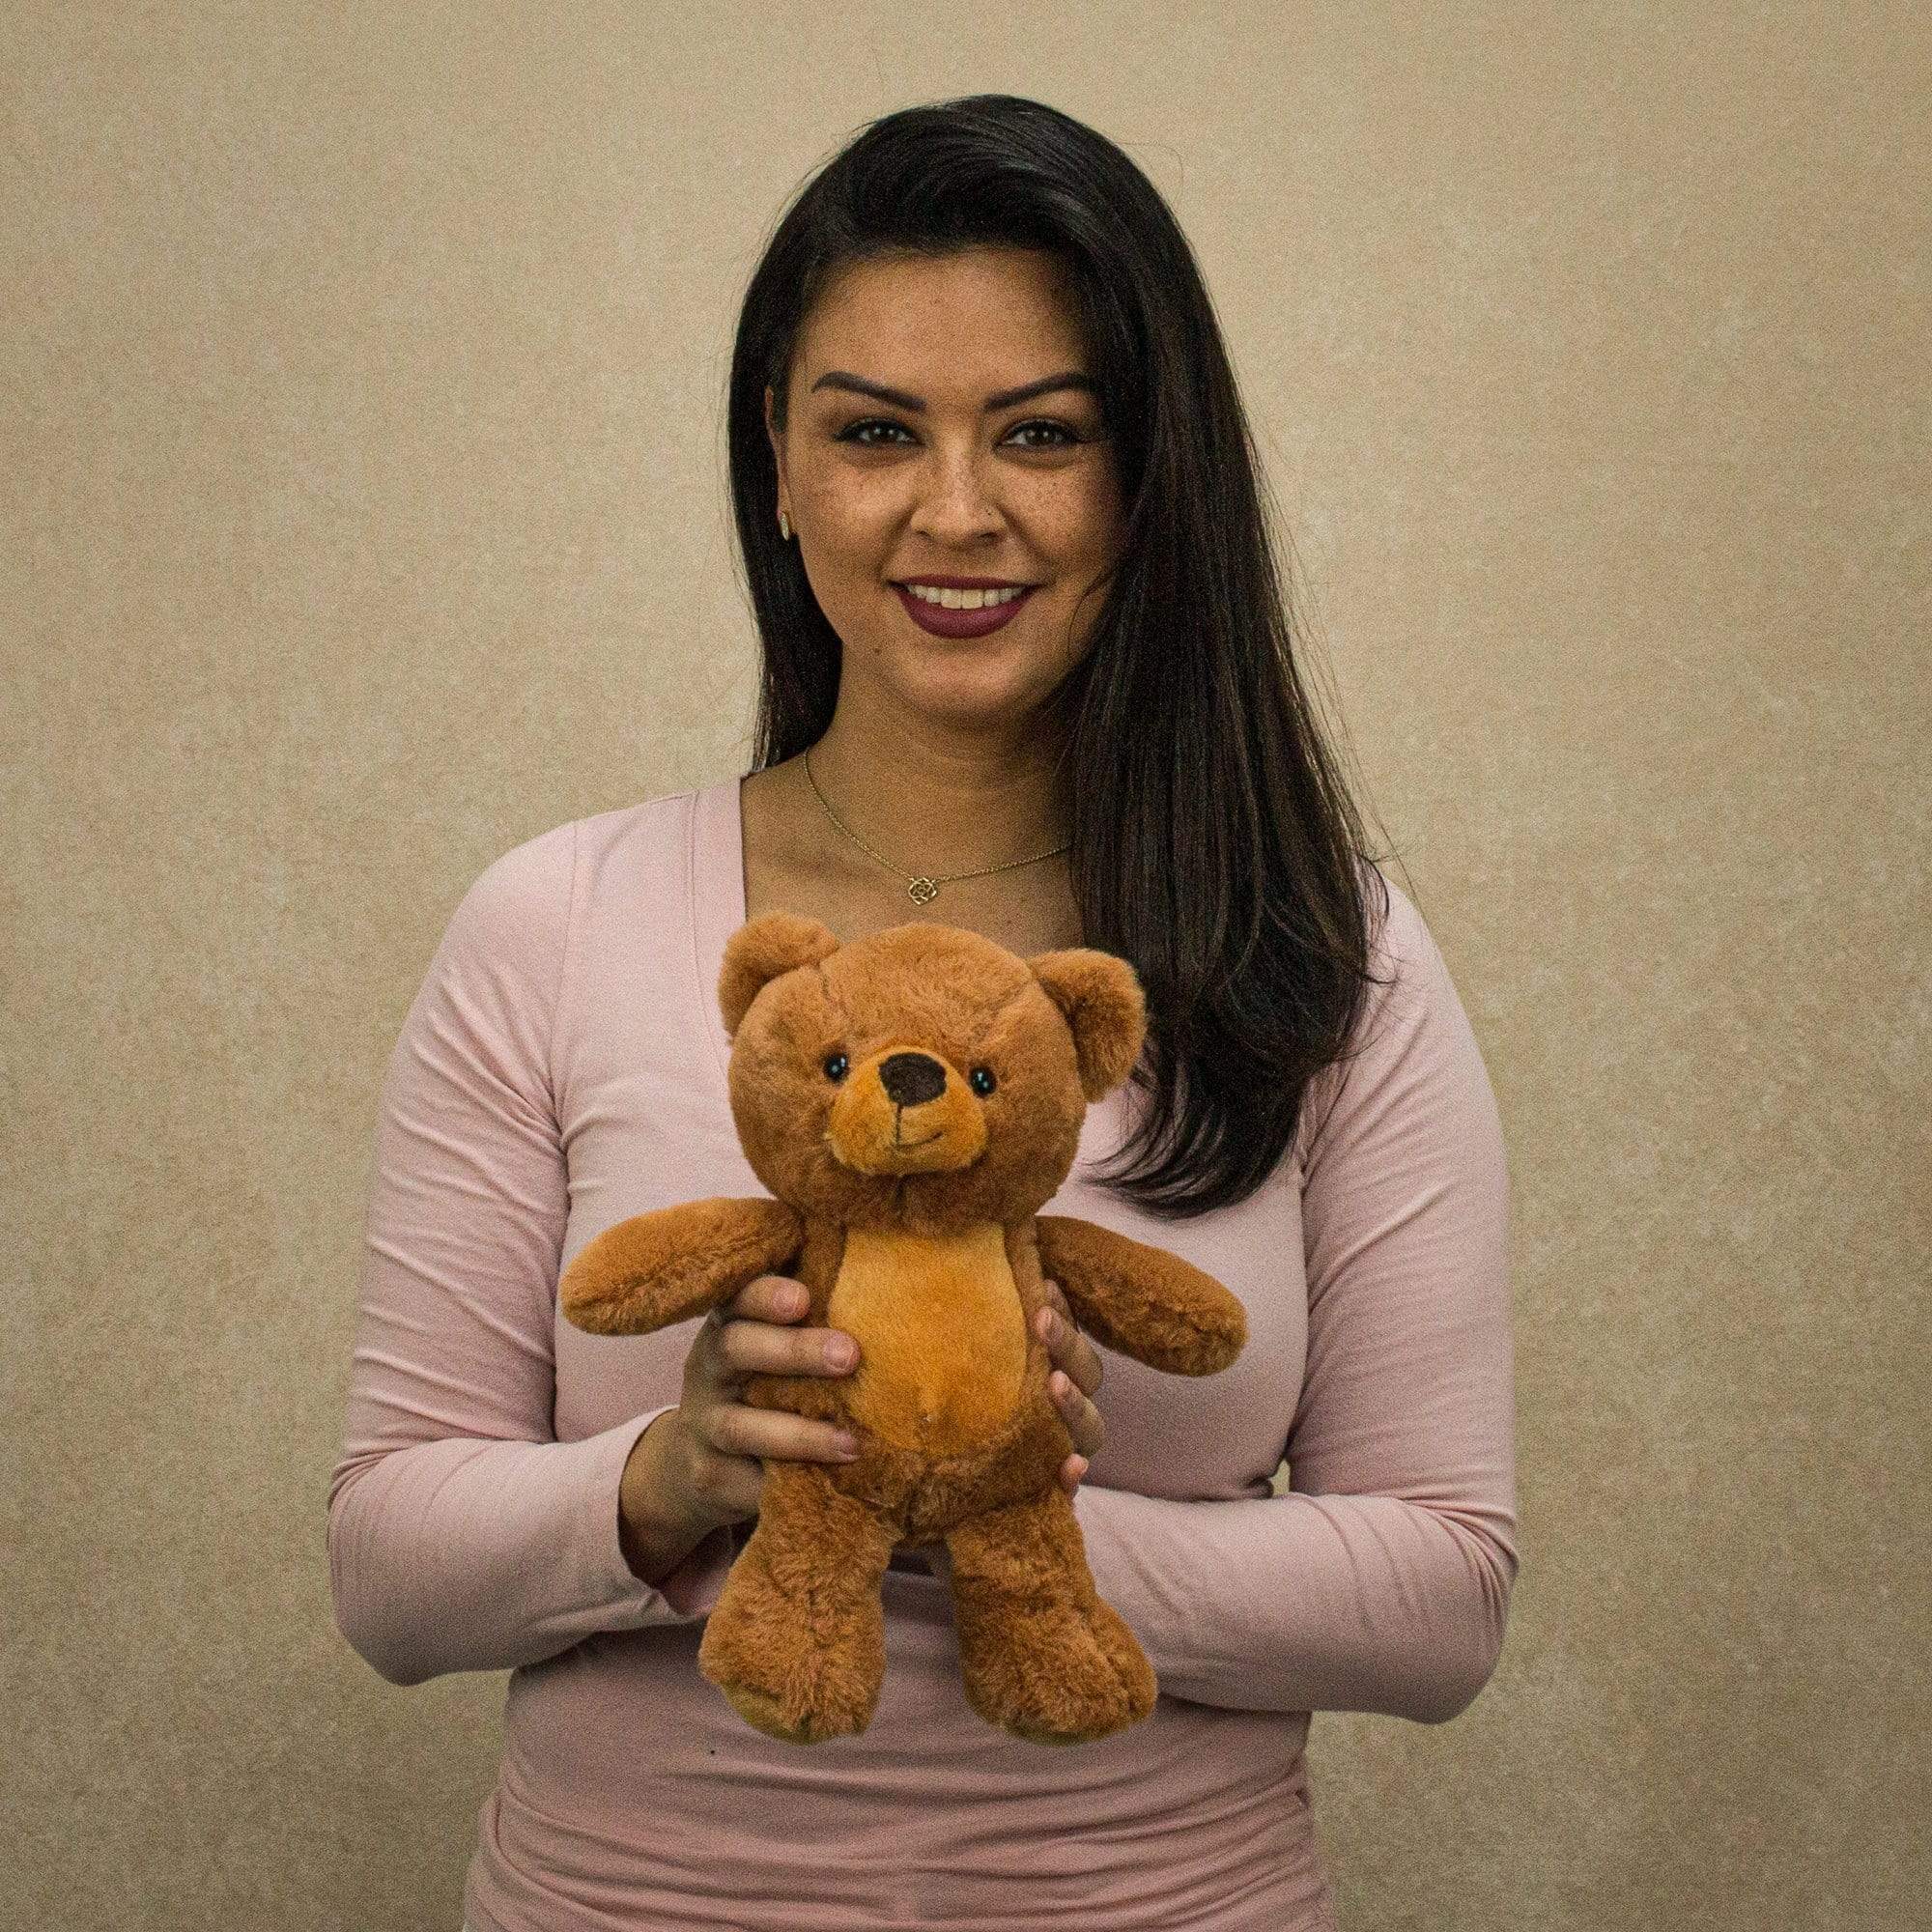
[828,1222,1026,1454]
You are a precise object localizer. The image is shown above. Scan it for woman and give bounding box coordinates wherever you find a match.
[329,95,1518,1931]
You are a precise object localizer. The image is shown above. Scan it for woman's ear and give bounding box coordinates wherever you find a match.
[720,912,840,1036]
[1028,948,1147,1100]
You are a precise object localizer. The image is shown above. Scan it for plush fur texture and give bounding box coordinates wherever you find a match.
[559,915,1248,1747]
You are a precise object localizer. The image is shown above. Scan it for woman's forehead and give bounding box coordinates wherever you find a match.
[795,248,1089,386]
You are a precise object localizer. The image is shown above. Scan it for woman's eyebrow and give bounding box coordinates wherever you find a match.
[809,370,1098,412]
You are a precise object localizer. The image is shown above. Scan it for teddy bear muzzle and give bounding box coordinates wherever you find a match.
[827,1045,988,1176]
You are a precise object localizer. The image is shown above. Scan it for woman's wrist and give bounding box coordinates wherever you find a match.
[618,1409,724,1586]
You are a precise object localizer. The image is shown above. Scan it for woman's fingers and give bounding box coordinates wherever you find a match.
[691,1275,862,1469]
[725,1272,810,1323]
[1035,1279,1104,1399]
[716,1308,862,1380]
[1036,1278,1103,1492]
[1050,1373,1104,1465]
[1036,1298,1104,1406]
[708,1274,860,1381]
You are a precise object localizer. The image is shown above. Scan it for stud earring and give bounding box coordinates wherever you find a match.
[779,511,791,541]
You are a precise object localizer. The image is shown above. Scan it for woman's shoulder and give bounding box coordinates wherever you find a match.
[468,783,716,900]
[1336,855,1451,998]
[571,781,715,856]
[1361,863,1438,987]
[441,784,714,965]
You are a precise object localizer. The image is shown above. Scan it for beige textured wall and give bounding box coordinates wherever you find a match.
[6,4,1925,1926]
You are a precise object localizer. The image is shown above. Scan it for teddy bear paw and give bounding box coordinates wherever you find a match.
[699,1591,887,1746]
[716,1677,870,1747]
[960,1597,1157,1746]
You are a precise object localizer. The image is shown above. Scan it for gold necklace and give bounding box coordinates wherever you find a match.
[802,748,1071,905]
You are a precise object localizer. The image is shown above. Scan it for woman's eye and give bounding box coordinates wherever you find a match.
[1003,419,1080,450]
[836,418,914,448]
[824,1052,850,1082]
[833,418,1084,452]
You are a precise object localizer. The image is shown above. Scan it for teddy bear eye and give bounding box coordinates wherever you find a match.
[969,1065,997,1097]
[823,1052,849,1083]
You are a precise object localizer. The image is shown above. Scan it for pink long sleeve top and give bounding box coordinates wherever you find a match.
[327,776,1519,1932]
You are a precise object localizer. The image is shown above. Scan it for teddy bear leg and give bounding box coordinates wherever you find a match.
[696,1461,898,1745]
[942,1488,1157,1746]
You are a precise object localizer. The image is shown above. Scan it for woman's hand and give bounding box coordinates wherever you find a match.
[619,1272,861,1564]
[1037,1275,1106,1494]
[922,1276,1105,1585]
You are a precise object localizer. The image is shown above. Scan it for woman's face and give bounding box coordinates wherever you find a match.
[766,246,1123,736]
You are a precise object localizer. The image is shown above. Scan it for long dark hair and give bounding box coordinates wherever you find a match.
[725,94,1394,1218]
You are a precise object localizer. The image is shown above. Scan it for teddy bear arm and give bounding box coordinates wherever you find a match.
[1034,1214,1247,1376]
[559,1195,803,1337]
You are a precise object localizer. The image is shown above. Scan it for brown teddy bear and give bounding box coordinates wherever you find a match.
[560,913,1247,1747]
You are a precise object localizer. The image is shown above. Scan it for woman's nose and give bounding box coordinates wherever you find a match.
[910,447,1004,543]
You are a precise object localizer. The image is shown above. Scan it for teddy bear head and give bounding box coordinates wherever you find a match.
[719,915,1145,1234]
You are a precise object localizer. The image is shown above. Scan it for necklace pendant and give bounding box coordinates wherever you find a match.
[907,876,939,906]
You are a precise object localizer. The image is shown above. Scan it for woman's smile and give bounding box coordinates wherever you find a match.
[892,580,1039,638]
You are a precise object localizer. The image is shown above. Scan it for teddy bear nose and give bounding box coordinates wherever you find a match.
[879,1051,949,1108]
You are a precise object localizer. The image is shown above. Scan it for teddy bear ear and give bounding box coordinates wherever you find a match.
[1027,947,1147,1101]
[719,912,841,1036]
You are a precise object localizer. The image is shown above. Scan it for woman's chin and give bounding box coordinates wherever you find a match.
[848,629,1090,728]
[879,664,1072,735]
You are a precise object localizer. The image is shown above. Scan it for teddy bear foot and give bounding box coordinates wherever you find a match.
[715,1676,868,1747]
[701,1593,887,1745]
[958,1595,1157,1746]
[696,1485,895,1744]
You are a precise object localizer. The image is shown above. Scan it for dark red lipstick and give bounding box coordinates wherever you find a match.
[892,577,1037,639]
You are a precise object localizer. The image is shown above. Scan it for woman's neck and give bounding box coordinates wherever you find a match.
[802,709,1072,878]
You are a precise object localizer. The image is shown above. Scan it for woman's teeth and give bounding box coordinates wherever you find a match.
[902,583,1028,611]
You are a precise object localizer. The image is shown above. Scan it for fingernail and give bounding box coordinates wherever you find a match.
[1051,1372,1070,1400]
[835,1435,862,1458]
[825,1336,858,1370]
[1038,1310,1058,1342]
[1071,1456,1089,1480]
